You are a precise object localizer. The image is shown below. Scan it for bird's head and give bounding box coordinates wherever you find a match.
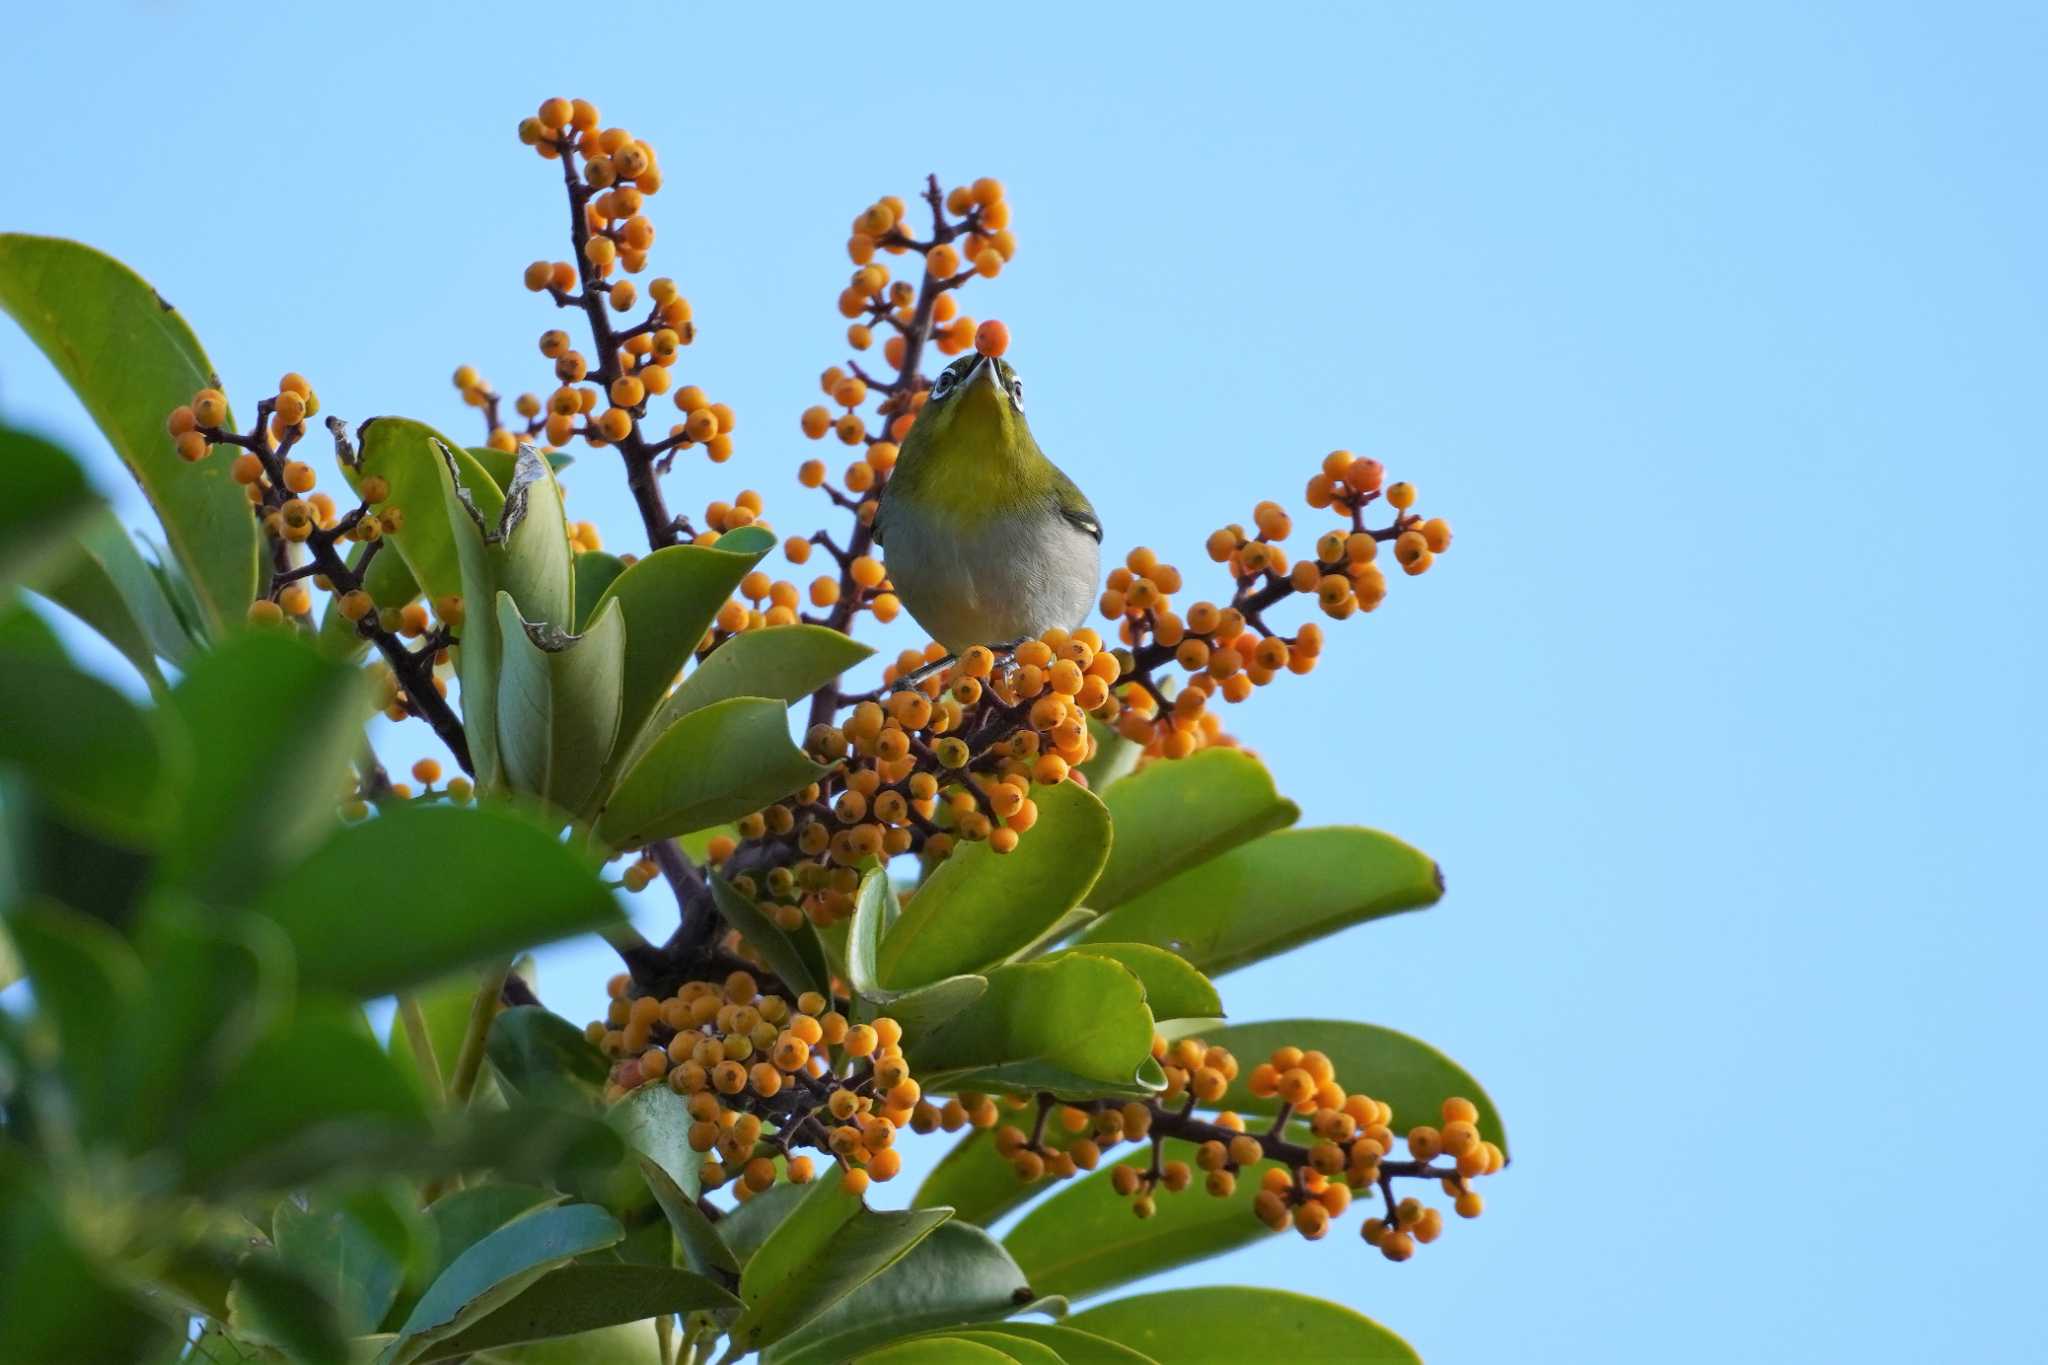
[911,350,1030,460]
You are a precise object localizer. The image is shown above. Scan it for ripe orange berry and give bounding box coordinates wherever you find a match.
[975,319,1010,356]
[174,431,209,462]
[841,1167,871,1197]
[926,244,960,277]
[411,758,442,785]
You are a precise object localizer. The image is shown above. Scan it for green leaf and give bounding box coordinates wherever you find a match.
[1088,749,1297,913]
[432,439,511,790]
[638,1155,736,1278]
[347,418,506,608]
[663,624,872,720]
[713,1179,807,1266]
[855,1340,1013,1365]
[948,1332,1061,1365]
[494,447,574,632]
[486,1006,611,1106]
[596,697,827,849]
[878,781,1112,989]
[494,591,626,816]
[1080,827,1441,975]
[0,233,260,634]
[274,1190,414,1335]
[731,1174,950,1354]
[0,1155,180,1362]
[384,1204,624,1365]
[0,423,98,593]
[609,1082,701,1201]
[1075,716,1139,792]
[414,1264,738,1361]
[711,872,828,999]
[180,999,429,1191]
[907,956,1158,1098]
[0,640,173,844]
[5,898,144,1130]
[419,1185,564,1291]
[1002,1156,1289,1301]
[33,508,195,684]
[571,550,625,630]
[255,805,620,997]
[763,1222,1034,1365]
[1203,1018,1508,1155]
[589,539,777,783]
[227,1251,351,1365]
[466,444,571,493]
[163,630,374,904]
[976,1323,1158,1365]
[845,867,985,1041]
[1038,943,1221,1025]
[1067,1288,1418,1363]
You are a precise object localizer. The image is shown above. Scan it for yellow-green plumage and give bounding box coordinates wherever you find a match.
[876,352,1100,651]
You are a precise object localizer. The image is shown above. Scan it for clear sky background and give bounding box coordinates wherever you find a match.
[5,4,2044,1361]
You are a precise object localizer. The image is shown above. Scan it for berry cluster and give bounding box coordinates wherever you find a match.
[164,378,473,773]
[588,972,921,1200]
[988,1035,1500,1261]
[1102,455,1452,760]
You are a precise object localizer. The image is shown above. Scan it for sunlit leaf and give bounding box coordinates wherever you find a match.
[596,697,827,850]
[763,1222,1033,1365]
[494,591,626,816]
[1068,1288,1418,1363]
[907,956,1158,1097]
[1088,749,1296,913]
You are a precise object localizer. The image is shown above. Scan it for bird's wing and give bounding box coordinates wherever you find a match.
[1049,466,1101,543]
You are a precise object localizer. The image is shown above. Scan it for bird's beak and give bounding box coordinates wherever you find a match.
[966,352,1002,392]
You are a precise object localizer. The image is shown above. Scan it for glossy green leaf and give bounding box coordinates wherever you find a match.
[383,1204,624,1365]
[764,1222,1033,1365]
[712,872,828,999]
[732,1174,950,1354]
[415,1264,738,1361]
[1003,1157,1288,1301]
[0,641,171,844]
[638,1156,736,1278]
[0,423,98,592]
[1067,1288,1418,1363]
[663,624,872,719]
[907,956,1158,1097]
[571,549,624,630]
[0,233,260,633]
[494,591,625,815]
[1204,1018,1508,1155]
[949,1333,1059,1365]
[433,438,512,789]
[855,1340,1012,1365]
[486,1006,611,1106]
[596,697,828,849]
[347,418,507,609]
[181,1000,429,1190]
[878,781,1112,989]
[1089,749,1297,912]
[419,1186,564,1291]
[1080,827,1441,975]
[1039,943,1221,1024]
[978,1323,1158,1364]
[164,630,374,903]
[274,1191,414,1335]
[255,805,620,997]
[713,1179,808,1268]
[847,867,985,1040]
[590,538,777,782]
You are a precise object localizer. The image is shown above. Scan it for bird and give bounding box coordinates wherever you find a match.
[874,349,1101,658]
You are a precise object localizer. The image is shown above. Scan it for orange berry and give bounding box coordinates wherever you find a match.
[975,319,1010,356]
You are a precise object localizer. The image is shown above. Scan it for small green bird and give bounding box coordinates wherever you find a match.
[875,350,1102,654]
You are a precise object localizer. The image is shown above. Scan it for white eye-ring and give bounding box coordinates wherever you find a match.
[932,369,959,400]
[1009,377,1025,409]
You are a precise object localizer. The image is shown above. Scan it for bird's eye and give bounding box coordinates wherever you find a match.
[1009,378,1025,409]
[932,371,957,399]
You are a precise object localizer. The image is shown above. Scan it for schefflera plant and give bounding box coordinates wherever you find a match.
[335,416,859,844]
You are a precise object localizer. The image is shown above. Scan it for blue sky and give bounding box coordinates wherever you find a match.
[5,4,2044,1360]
